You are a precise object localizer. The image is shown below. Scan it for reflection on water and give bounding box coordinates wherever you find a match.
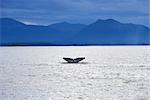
[60,62,89,64]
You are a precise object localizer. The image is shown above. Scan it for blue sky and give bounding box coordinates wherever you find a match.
[1,0,150,26]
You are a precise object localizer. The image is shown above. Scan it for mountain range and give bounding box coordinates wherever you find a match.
[0,18,150,46]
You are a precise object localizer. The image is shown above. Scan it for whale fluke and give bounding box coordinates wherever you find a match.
[63,57,85,63]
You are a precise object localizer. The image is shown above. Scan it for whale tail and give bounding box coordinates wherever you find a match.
[63,57,85,63]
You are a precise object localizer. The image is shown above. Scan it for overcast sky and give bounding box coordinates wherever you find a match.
[1,0,150,26]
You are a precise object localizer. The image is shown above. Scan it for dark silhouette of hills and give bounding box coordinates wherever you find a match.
[49,22,86,34]
[0,18,150,46]
[71,19,150,44]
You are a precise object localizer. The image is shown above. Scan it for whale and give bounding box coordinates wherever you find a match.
[63,57,85,63]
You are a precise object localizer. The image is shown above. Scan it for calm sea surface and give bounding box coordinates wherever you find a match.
[0,46,150,100]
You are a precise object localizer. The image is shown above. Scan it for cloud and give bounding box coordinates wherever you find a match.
[1,0,150,26]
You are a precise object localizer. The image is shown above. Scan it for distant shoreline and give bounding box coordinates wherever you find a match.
[0,44,150,47]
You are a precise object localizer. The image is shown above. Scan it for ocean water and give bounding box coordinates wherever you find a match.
[0,46,150,100]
